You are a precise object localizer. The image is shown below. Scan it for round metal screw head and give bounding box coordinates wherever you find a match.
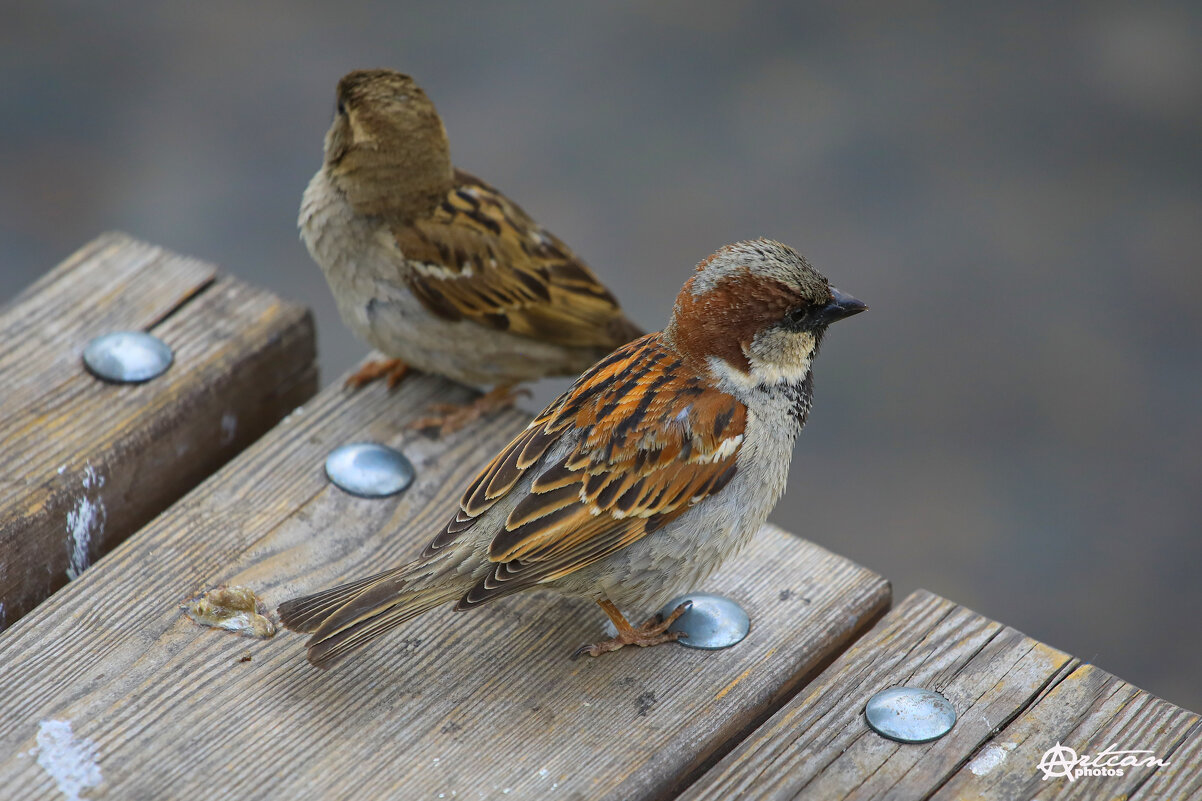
[82,331,174,383]
[659,592,750,650]
[325,442,414,498]
[865,687,956,743]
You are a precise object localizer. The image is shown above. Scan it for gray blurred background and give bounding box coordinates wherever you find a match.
[2,3,1199,709]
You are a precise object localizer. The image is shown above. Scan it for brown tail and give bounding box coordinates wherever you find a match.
[278,565,469,668]
[277,566,410,634]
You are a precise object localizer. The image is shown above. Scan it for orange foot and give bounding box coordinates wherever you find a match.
[571,599,693,660]
[344,359,410,391]
[407,384,529,436]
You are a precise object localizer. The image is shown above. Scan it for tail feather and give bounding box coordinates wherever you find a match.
[277,566,410,634]
[303,571,470,668]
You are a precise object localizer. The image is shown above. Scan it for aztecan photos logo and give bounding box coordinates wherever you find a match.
[1037,742,1170,782]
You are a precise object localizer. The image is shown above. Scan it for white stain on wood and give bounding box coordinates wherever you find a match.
[220,412,238,445]
[966,741,1017,776]
[33,720,102,801]
[65,464,106,580]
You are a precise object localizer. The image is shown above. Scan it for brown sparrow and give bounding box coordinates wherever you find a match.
[278,238,866,667]
[299,69,642,433]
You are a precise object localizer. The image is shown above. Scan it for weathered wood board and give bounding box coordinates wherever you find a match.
[1129,717,1202,801]
[681,590,1201,800]
[931,663,1199,800]
[0,360,890,801]
[0,233,317,629]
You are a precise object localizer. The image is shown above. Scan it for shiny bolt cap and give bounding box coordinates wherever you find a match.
[660,592,750,650]
[324,442,415,498]
[83,331,174,383]
[864,687,956,743]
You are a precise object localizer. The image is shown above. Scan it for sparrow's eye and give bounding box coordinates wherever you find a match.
[784,307,811,329]
[336,100,346,116]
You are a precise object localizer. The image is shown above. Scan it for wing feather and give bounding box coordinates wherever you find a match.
[392,170,641,348]
[419,334,747,607]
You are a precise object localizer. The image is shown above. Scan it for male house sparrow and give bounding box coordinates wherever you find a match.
[278,239,866,667]
[299,69,642,433]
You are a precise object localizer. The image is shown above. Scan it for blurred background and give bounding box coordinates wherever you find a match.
[2,2,1199,709]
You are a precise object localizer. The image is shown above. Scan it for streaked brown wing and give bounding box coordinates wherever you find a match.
[420,334,746,607]
[393,170,640,348]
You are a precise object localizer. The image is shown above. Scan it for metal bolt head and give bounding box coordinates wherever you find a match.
[659,592,750,650]
[325,442,414,498]
[865,687,956,743]
[82,331,174,383]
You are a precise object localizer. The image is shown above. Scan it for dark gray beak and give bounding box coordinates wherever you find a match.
[817,287,867,325]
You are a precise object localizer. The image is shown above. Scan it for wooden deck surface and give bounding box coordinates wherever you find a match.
[1,237,1199,801]
[682,591,1201,800]
[0,234,316,629]
[0,353,889,801]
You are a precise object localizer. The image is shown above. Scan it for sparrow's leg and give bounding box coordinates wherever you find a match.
[407,383,530,436]
[570,599,692,660]
[344,358,411,390]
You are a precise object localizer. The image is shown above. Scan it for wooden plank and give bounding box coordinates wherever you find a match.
[933,666,1200,800]
[0,362,889,801]
[680,591,1071,800]
[1129,719,1202,801]
[681,590,1201,800]
[0,233,317,628]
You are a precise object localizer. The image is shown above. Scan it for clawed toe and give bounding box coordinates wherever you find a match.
[570,600,693,660]
[570,642,600,661]
[405,384,524,436]
[345,359,410,390]
[660,600,693,628]
[405,407,475,436]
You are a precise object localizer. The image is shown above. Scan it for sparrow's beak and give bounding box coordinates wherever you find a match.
[818,287,868,325]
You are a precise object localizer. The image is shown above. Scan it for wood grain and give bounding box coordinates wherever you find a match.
[0,357,889,801]
[932,664,1200,800]
[1129,717,1202,801]
[681,591,1074,800]
[0,233,317,628]
[682,590,1201,800]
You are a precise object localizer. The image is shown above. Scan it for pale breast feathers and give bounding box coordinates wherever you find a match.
[420,335,747,607]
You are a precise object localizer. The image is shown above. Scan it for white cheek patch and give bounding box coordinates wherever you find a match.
[749,355,812,386]
[706,354,756,394]
[748,331,815,386]
[706,330,815,394]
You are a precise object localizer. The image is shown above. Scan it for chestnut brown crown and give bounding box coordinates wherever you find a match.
[665,239,866,376]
